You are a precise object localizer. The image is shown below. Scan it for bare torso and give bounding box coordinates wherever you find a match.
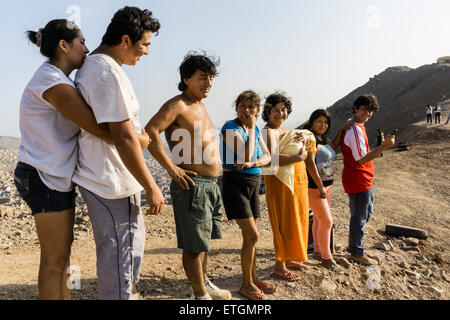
[165,96,221,177]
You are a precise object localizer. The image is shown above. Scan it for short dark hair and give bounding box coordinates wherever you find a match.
[262,92,292,122]
[353,93,380,113]
[303,109,331,139]
[101,6,160,46]
[178,51,220,91]
[26,19,80,59]
[235,90,261,110]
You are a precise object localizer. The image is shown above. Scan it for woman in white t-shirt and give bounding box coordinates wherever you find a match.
[14,19,149,300]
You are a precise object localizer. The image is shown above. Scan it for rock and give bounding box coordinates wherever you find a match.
[335,257,351,269]
[398,261,409,269]
[320,277,337,291]
[424,286,444,297]
[404,270,421,280]
[423,269,432,278]
[401,246,420,253]
[441,271,450,282]
[433,253,445,264]
[408,279,420,286]
[369,254,382,264]
[385,240,395,250]
[404,238,419,246]
[374,242,391,251]
[286,282,296,288]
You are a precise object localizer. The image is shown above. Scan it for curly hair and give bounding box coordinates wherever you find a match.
[353,93,380,113]
[262,92,292,122]
[101,6,160,46]
[26,19,80,59]
[234,90,261,109]
[178,51,220,92]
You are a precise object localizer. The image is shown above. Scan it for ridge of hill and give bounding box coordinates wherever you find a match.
[300,58,450,145]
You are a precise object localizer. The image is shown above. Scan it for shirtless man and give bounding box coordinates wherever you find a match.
[145,52,231,300]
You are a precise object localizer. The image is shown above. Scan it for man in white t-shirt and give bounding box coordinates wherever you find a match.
[73,6,164,300]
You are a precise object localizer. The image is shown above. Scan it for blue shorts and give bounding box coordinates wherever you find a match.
[14,162,76,215]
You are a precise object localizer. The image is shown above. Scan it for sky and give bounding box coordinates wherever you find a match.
[2,0,450,138]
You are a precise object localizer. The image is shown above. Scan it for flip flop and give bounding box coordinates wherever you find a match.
[286,262,310,271]
[255,281,277,294]
[238,288,269,300]
[321,259,342,272]
[270,270,301,282]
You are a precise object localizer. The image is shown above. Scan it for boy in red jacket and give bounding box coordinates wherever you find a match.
[340,94,395,266]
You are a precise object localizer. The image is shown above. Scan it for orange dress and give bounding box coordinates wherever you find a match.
[264,161,309,262]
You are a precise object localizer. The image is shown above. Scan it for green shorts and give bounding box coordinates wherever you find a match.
[170,176,223,253]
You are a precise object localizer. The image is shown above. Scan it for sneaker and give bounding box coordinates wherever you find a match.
[204,279,232,300]
[132,292,144,300]
[350,254,378,266]
[189,293,213,300]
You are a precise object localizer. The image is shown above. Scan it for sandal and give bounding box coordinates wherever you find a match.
[286,261,310,271]
[238,288,269,300]
[270,270,301,282]
[321,259,342,272]
[255,281,277,294]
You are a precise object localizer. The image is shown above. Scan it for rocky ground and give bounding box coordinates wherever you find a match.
[0,121,449,300]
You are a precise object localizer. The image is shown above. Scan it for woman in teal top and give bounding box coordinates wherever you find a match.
[220,90,272,300]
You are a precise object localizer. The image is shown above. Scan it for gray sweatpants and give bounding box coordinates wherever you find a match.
[78,186,146,300]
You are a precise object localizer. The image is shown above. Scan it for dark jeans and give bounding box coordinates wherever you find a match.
[348,188,374,257]
[426,114,432,124]
[435,113,441,124]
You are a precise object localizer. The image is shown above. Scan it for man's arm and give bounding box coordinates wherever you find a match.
[108,120,164,215]
[357,135,395,164]
[43,84,113,144]
[144,102,197,190]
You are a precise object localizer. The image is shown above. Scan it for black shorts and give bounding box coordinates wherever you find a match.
[14,162,76,215]
[221,172,261,221]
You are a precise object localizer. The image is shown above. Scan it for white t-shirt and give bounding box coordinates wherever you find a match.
[343,123,368,162]
[73,54,143,199]
[18,62,80,192]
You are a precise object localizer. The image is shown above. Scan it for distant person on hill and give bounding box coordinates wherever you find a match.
[14,19,133,300]
[220,90,273,300]
[262,92,320,281]
[426,105,433,124]
[434,105,441,124]
[340,94,395,266]
[303,109,353,271]
[145,53,231,300]
[73,7,164,300]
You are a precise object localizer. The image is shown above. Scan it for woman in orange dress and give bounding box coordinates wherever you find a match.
[262,92,326,281]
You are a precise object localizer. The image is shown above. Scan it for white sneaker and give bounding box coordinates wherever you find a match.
[189,279,232,300]
[189,293,213,300]
[204,279,232,300]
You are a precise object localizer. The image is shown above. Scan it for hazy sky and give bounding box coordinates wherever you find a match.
[2,0,450,138]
